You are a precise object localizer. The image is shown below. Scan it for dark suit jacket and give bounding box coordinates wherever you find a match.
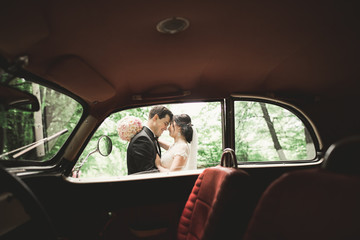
[127,127,161,175]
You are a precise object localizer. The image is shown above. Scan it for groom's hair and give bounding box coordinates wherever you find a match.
[149,106,173,121]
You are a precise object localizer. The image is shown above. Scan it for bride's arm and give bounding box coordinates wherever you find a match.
[158,139,170,150]
[155,154,169,172]
[169,155,186,171]
[169,144,189,171]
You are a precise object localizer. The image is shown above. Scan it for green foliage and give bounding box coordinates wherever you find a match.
[2,72,317,175]
[1,76,83,161]
[235,102,315,162]
[1,69,317,176]
[2,79,37,159]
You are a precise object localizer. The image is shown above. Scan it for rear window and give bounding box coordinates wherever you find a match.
[234,100,316,162]
[0,71,83,162]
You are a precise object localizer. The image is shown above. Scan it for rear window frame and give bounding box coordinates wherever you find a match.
[230,95,322,165]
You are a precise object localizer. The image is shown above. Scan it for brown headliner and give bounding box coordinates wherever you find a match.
[1,0,359,113]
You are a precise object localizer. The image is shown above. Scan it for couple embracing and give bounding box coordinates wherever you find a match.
[126,106,197,175]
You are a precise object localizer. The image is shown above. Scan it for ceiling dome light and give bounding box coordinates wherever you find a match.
[156,17,190,34]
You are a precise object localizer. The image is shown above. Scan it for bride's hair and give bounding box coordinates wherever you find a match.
[174,114,193,143]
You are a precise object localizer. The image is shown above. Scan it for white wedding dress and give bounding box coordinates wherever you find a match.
[161,141,190,170]
[161,140,197,170]
[161,128,198,171]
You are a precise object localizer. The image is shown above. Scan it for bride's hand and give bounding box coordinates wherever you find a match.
[155,154,161,167]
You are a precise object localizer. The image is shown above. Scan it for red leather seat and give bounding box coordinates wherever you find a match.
[243,136,360,240]
[177,166,253,240]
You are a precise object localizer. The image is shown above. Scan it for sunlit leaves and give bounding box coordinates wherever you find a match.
[235,101,315,162]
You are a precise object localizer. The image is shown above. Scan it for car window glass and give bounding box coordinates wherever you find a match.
[0,72,83,162]
[74,102,222,179]
[234,100,316,162]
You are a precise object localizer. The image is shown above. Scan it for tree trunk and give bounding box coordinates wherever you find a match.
[259,103,287,161]
[32,83,45,157]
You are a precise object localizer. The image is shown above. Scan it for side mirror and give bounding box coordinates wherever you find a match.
[0,84,40,112]
[73,135,112,178]
[97,135,112,156]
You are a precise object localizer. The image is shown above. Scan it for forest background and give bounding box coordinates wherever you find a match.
[0,76,313,178]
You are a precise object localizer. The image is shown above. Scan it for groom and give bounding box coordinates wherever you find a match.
[127,106,173,174]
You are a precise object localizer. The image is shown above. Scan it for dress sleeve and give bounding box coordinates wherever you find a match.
[173,143,190,159]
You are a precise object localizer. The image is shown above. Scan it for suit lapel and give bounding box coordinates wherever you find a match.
[143,127,161,157]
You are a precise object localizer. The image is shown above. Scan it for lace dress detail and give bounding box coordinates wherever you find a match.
[161,141,190,169]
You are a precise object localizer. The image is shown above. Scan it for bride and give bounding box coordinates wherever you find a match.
[155,114,197,172]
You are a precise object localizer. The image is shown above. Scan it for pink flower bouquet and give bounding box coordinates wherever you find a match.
[117,116,143,142]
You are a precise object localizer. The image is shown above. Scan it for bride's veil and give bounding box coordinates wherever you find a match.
[185,127,198,170]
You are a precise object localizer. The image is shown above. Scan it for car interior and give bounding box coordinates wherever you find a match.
[1,0,360,239]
